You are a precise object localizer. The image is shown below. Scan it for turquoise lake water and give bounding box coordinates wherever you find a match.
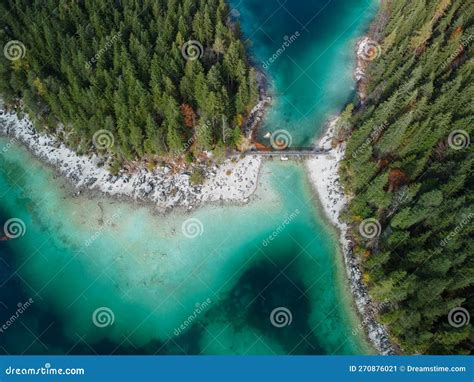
[0,0,378,355]
[232,0,377,146]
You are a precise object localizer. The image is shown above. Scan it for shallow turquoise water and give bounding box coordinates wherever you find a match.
[0,0,377,355]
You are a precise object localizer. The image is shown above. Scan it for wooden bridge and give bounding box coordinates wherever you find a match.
[243,147,331,159]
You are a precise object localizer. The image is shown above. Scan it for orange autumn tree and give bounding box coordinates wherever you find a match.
[388,168,407,192]
[180,104,197,129]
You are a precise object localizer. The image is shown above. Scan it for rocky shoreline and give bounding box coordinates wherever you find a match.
[354,36,377,102]
[243,70,272,140]
[0,108,262,212]
[306,118,396,355]
[305,32,397,355]
[0,66,273,212]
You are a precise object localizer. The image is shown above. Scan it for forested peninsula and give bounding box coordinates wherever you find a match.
[0,0,259,168]
[340,0,473,354]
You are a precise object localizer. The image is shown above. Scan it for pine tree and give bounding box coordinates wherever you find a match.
[0,0,258,160]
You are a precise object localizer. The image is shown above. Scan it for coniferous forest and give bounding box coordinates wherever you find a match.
[0,0,258,161]
[0,0,472,358]
[340,0,473,354]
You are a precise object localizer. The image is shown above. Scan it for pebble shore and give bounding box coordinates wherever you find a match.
[0,108,261,212]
